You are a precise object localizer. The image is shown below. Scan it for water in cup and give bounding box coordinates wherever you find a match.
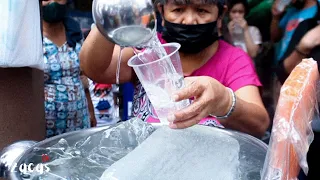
[143,73,190,124]
[128,43,190,125]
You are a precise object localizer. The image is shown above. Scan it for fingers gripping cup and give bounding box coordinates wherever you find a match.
[128,43,190,125]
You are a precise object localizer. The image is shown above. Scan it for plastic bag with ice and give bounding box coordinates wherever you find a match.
[100,125,241,180]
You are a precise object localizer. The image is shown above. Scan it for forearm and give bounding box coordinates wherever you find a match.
[270,17,282,42]
[243,29,260,58]
[80,27,115,82]
[283,50,306,74]
[220,95,270,138]
[85,88,97,127]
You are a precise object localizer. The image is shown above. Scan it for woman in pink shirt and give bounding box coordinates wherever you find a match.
[80,0,270,138]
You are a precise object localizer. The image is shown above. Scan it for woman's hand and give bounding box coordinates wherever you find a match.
[168,76,232,129]
[234,18,248,31]
[271,0,286,18]
[228,20,235,33]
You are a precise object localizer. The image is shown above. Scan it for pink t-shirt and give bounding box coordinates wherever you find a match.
[132,36,261,127]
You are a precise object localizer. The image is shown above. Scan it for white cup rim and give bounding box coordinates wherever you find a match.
[127,42,181,68]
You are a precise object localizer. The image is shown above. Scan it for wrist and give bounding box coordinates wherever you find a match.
[210,88,236,119]
[222,88,233,115]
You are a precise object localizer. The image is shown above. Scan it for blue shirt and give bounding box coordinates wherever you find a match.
[276,5,318,61]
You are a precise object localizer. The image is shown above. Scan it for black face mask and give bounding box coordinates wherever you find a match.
[162,20,219,54]
[292,0,306,9]
[43,2,67,23]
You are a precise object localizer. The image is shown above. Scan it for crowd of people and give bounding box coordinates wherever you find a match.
[41,0,320,179]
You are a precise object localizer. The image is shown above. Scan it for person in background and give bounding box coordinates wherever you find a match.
[276,25,320,180]
[80,0,270,138]
[226,0,262,58]
[42,0,93,138]
[246,0,273,42]
[88,80,120,126]
[271,0,319,63]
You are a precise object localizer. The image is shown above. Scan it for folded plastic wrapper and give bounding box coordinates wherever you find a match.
[261,58,319,180]
[0,0,43,70]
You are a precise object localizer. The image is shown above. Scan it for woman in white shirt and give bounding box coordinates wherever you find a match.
[226,0,262,58]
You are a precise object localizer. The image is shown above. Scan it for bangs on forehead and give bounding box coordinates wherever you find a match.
[164,0,219,5]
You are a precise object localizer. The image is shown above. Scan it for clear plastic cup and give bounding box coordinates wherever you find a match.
[233,23,243,34]
[127,43,190,125]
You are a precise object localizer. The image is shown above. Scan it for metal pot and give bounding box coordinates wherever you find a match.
[3,123,268,180]
[0,141,37,179]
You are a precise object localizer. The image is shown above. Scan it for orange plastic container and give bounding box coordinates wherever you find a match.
[262,58,319,180]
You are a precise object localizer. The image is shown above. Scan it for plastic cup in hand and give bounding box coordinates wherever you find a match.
[233,23,243,34]
[128,43,190,125]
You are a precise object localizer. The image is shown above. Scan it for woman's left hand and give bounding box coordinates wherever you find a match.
[168,76,232,129]
[234,18,248,31]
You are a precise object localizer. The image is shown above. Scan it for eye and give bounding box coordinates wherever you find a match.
[197,8,209,13]
[172,8,183,13]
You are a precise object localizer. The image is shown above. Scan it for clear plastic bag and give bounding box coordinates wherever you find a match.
[261,58,319,180]
[0,0,43,70]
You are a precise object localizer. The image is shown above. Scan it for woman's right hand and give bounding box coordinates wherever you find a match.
[228,21,235,34]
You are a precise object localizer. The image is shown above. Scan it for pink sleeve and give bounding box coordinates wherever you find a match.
[225,49,262,91]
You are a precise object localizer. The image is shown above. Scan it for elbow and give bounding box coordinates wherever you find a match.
[253,111,270,138]
[249,51,258,59]
[247,45,260,59]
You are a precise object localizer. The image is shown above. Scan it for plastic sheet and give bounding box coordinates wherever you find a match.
[0,0,43,70]
[261,58,319,180]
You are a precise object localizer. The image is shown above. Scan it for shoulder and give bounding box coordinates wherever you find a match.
[64,17,81,32]
[248,26,260,34]
[248,26,262,43]
[217,41,251,62]
[217,41,256,75]
[216,42,261,90]
[213,41,255,73]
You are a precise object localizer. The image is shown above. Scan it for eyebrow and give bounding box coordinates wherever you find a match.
[170,0,218,5]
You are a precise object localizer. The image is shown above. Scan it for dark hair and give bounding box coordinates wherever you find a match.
[154,0,226,16]
[228,0,249,15]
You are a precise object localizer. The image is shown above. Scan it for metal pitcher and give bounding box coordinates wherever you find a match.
[92,0,156,48]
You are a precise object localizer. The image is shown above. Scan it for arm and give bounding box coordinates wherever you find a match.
[170,77,269,138]
[80,74,97,127]
[270,0,286,42]
[169,48,269,138]
[283,50,307,74]
[220,86,269,138]
[283,25,320,74]
[85,88,97,127]
[80,27,135,84]
[243,29,260,58]
[270,16,283,42]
